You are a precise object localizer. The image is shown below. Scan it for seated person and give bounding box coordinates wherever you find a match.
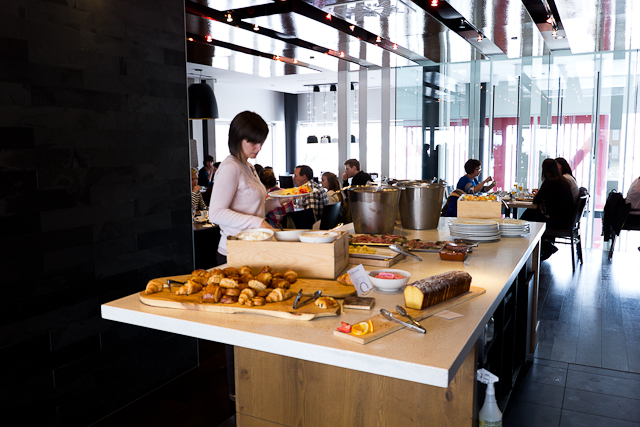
[198,155,215,187]
[625,177,640,231]
[342,159,372,187]
[322,172,344,204]
[521,159,574,259]
[191,168,207,211]
[441,189,464,217]
[555,157,579,203]
[456,159,495,194]
[260,169,294,227]
[294,165,329,220]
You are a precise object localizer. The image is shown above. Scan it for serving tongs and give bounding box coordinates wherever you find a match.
[292,290,322,310]
[380,308,426,334]
[389,244,423,261]
[166,279,185,292]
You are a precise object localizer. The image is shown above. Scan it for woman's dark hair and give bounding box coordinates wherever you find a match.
[322,172,341,192]
[541,158,571,194]
[254,164,264,177]
[203,155,214,165]
[228,111,268,160]
[259,169,276,188]
[213,162,221,169]
[464,159,482,174]
[555,157,573,177]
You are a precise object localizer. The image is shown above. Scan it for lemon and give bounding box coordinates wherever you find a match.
[352,321,369,335]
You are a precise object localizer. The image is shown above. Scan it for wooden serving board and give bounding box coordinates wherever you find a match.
[348,248,405,267]
[333,286,486,344]
[289,278,356,298]
[140,287,339,321]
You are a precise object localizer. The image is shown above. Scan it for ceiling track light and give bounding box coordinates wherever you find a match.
[313,85,320,92]
[206,35,212,42]
[349,25,355,31]
[552,28,558,37]
[477,34,483,42]
[254,24,259,31]
[376,36,381,43]
[326,13,331,20]
[393,43,398,50]
[546,15,553,24]
[459,19,466,29]
[330,85,337,92]
[226,13,232,22]
[431,0,438,6]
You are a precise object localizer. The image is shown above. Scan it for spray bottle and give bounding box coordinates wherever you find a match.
[477,369,502,427]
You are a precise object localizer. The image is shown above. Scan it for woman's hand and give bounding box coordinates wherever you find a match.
[193,185,201,193]
[259,220,274,230]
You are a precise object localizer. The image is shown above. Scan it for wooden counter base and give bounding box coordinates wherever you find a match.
[235,344,478,427]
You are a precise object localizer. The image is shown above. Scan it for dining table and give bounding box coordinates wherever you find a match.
[505,198,537,218]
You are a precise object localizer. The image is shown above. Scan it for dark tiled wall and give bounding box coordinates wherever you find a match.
[0,0,196,425]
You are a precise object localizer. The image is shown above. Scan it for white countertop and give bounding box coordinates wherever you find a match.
[101,218,545,388]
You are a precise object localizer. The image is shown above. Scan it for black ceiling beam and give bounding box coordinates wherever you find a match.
[185,0,375,68]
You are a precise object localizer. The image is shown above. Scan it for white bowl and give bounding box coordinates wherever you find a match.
[236,228,274,241]
[368,269,411,292]
[274,229,309,242]
[298,231,339,244]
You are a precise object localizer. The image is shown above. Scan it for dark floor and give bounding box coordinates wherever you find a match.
[504,244,640,426]
[93,244,640,427]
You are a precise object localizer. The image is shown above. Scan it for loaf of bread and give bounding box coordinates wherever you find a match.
[403,271,472,310]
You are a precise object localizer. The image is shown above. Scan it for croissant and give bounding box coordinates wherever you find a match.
[202,284,223,303]
[256,272,273,286]
[284,270,298,284]
[252,296,266,306]
[220,278,239,289]
[210,268,224,276]
[238,288,257,305]
[189,275,208,286]
[224,288,241,296]
[248,279,267,292]
[266,288,293,303]
[337,273,353,286]
[274,279,290,289]
[239,273,255,284]
[145,279,164,294]
[272,271,284,279]
[191,269,208,277]
[239,266,252,276]
[258,266,271,275]
[223,267,239,277]
[315,296,338,309]
[176,280,203,295]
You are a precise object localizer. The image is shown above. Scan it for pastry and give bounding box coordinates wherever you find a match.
[266,288,293,303]
[145,279,164,294]
[272,271,284,280]
[256,272,273,286]
[202,284,223,303]
[189,275,208,286]
[224,288,241,296]
[315,296,338,309]
[207,272,225,285]
[176,281,203,295]
[403,271,472,310]
[223,267,239,277]
[239,266,252,276]
[273,279,290,289]
[248,279,267,292]
[284,270,298,284]
[337,273,353,286]
[220,278,239,289]
[191,269,208,277]
[239,273,255,284]
[258,266,271,275]
[220,295,238,304]
[252,296,266,306]
[238,288,256,304]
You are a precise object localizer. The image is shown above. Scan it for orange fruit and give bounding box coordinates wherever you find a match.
[352,321,369,335]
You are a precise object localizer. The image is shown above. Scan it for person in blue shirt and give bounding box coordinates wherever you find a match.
[456,159,495,194]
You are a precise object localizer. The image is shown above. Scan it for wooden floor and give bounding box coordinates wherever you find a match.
[504,245,640,426]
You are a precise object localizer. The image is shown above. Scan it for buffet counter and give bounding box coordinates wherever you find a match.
[102,218,544,426]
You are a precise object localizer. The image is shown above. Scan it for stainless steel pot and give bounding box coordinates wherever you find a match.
[398,181,446,230]
[347,186,401,234]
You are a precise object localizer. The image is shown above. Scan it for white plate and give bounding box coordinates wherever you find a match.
[268,188,312,198]
[499,218,529,226]
[450,234,501,241]
[449,218,499,226]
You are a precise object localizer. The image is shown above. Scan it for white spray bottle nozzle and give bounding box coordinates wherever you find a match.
[477,368,499,395]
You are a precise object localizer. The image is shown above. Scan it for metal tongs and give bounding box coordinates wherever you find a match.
[389,244,423,261]
[292,290,322,310]
[380,308,426,334]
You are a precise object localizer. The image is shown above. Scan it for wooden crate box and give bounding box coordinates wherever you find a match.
[226,231,349,279]
[457,198,502,219]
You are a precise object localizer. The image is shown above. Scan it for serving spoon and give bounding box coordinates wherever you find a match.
[320,223,343,236]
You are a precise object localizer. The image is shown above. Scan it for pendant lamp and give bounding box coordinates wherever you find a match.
[188,69,218,119]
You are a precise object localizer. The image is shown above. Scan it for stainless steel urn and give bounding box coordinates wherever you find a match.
[347,186,401,234]
[398,182,446,230]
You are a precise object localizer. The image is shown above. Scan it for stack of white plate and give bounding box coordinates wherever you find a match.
[498,218,530,237]
[448,218,500,241]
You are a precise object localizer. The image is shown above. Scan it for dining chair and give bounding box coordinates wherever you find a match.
[319,202,342,230]
[543,188,589,271]
[283,208,316,229]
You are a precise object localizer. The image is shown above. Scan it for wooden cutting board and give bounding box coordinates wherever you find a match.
[140,287,340,321]
[333,286,486,344]
[289,277,356,298]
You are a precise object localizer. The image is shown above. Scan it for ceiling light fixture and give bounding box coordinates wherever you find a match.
[459,19,466,29]
[293,59,298,63]
[376,36,381,43]
[393,43,398,50]
[477,34,483,42]
[226,13,232,22]
[188,37,193,41]
[339,51,345,57]
[546,15,553,24]
[330,85,337,92]
[552,28,557,37]
[326,13,331,20]
[349,25,355,31]
[313,86,320,92]
[254,24,259,31]
[206,35,212,42]
[431,0,438,6]
[188,70,218,120]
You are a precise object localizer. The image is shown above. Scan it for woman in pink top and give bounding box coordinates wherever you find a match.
[209,111,285,265]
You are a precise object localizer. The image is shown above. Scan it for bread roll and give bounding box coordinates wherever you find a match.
[220,278,239,289]
[315,296,338,309]
[239,266,252,276]
[284,270,298,284]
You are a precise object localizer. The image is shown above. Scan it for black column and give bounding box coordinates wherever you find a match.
[284,93,298,173]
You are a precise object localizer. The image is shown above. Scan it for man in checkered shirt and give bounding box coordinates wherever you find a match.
[293,165,329,220]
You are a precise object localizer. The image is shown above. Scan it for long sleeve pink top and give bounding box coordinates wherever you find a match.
[209,155,280,255]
